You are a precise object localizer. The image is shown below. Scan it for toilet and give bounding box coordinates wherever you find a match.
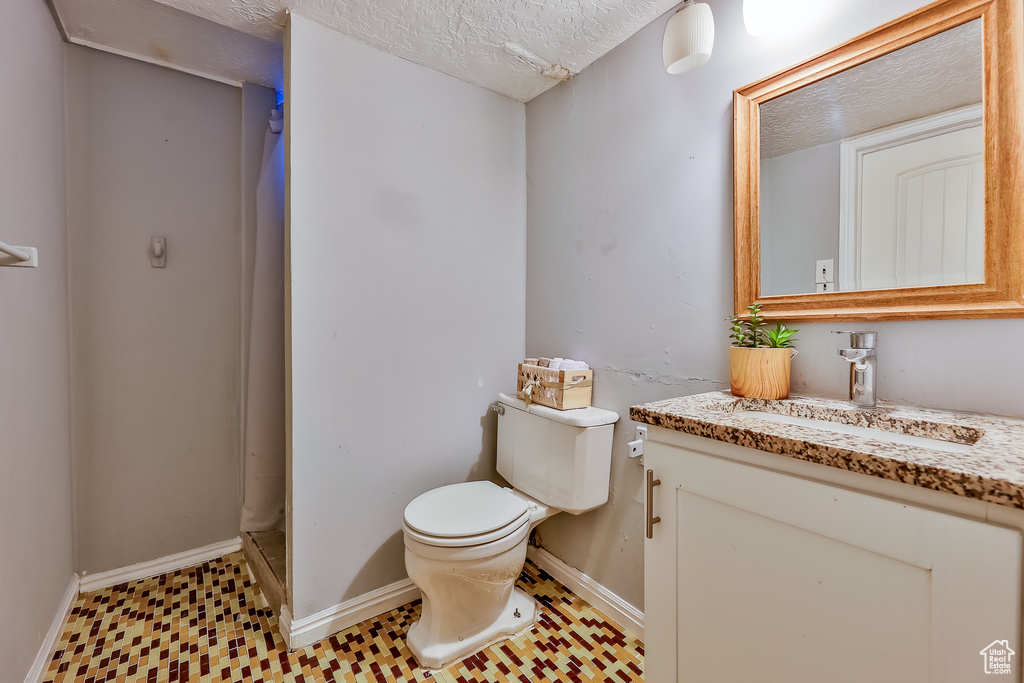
[402,392,618,669]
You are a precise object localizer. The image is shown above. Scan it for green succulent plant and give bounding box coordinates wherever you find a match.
[728,304,798,349]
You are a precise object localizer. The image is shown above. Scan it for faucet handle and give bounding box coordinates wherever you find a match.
[832,330,877,349]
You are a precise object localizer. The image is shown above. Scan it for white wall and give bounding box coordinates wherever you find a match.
[0,0,74,678]
[525,0,1024,613]
[65,45,244,574]
[286,13,526,619]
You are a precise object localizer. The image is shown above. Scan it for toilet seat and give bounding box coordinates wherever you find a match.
[404,481,531,548]
[403,519,532,561]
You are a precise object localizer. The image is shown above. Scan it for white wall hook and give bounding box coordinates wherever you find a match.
[0,239,38,268]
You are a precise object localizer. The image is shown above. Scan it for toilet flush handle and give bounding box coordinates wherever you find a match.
[491,403,505,416]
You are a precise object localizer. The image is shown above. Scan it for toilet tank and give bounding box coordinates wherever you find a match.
[495,393,619,514]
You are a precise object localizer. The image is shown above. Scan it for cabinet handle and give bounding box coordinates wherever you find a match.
[646,469,662,539]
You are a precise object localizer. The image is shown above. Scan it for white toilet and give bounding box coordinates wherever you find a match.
[402,392,619,669]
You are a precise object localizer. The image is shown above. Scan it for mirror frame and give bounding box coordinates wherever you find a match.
[734,0,1023,321]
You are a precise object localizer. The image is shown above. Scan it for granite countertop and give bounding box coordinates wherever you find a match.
[630,391,1024,510]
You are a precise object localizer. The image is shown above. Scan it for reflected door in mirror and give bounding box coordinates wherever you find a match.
[841,106,984,291]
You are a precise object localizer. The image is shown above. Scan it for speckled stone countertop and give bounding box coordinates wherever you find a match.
[630,391,1024,510]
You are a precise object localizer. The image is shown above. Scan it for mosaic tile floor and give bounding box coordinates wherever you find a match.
[44,552,644,682]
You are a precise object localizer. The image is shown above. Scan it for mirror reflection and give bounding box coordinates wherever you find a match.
[759,19,983,296]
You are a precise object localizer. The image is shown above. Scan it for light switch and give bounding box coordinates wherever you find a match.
[151,237,166,268]
[815,259,834,284]
[815,282,832,293]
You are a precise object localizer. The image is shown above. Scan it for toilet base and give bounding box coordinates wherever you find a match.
[407,587,538,670]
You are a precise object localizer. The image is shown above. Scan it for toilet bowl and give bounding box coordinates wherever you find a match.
[402,393,619,670]
[403,481,552,669]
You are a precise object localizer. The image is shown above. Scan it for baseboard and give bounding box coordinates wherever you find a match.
[24,575,79,683]
[280,579,421,650]
[527,546,644,640]
[78,537,242,593]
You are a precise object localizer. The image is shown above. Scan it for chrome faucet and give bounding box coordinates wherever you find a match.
[834,331,877,408]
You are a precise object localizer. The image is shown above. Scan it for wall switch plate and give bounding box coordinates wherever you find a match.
[151,237,166,268]
[815,282,832,293]
[815,259,834,284]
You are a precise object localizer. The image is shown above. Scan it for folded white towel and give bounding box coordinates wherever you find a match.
[530,356,588,372]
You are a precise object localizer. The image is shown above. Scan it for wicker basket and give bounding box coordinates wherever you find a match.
[516,363,593,410]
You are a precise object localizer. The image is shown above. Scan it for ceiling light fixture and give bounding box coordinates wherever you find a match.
[663,0,715,74]
[743,0,824,36]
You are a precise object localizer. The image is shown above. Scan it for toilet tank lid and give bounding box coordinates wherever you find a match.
[497,393,619,427]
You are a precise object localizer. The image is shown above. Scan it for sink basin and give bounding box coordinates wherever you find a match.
[735,410,975,453]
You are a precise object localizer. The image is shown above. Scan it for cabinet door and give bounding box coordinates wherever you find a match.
[645,442,1022,683]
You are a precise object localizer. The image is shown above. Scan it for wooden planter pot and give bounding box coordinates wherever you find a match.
[729,347,794,399]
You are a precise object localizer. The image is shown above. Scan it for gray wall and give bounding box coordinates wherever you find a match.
[761,141,841,296]
[0,0,74,678]
[286,14,526,620]
[240,82,279,519]
[66,46,244,574]
[525,0,1024,613]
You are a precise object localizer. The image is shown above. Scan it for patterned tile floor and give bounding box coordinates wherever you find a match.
[44,552,644,682]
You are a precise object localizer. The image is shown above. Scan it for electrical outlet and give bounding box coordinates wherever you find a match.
[815,259,834,284]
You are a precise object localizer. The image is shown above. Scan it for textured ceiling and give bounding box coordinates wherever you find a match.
[51,0,283,89]
[51,0,679,101]
[760,19,983,159]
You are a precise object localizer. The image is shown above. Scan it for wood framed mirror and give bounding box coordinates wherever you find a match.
[734,0,1023,321]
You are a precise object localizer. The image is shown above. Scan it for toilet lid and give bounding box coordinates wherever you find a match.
[404,481,530,539]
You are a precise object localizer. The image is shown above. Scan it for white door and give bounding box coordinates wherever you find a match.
[839,106,984,291]
[645,441,1021,683]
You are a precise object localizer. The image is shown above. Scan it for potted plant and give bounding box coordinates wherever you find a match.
[728,304,798,399]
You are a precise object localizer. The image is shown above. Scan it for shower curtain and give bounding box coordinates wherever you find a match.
[241,111,286,532]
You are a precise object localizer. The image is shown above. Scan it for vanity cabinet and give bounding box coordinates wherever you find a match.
[644,435,1023,683]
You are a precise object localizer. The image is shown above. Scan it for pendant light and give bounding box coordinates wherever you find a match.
[663,0,715,74]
